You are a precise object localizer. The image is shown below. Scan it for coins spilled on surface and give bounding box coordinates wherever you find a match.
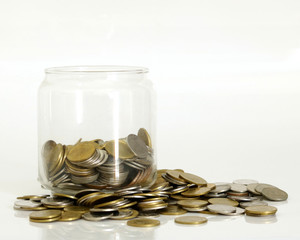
[15,169,288,227]
[42,128,155,191]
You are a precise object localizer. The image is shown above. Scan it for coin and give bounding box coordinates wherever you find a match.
[181,187,211,197]
[59,211,82,221]
[127,218,160,227]
[230,184,248,193]
[207,204,236,214]
[160,205,187,215]
[208,198,239,207]
[138,128,152,148]
[177,200,208,208]
[261,187,288,201]
[240,201,268,209]
[245,206,277,216]
[179,172,207,186]
[126,134,148,158]
[53,193,77,200]
[14,200,42,208]
[30,210,62,220]
[82,212,113,221]
[111,209,139,220]
[104,140,135,159]
[233,179,259,185]
[182,206,207,212]
[30,216,61,223]
[110,209,133,220]
[174,216,207,225]
[63,206,90,213]
[247,183,261,195]
[67,142,95,162]
[255,184,276,194]
[210,184,231,194]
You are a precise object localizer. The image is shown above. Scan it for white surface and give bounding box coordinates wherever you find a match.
[1,0,300,239]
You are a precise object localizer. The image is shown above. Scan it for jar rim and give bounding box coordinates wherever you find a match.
[45,65,149,74]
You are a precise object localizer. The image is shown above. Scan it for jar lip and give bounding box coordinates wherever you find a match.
[45,65,149,74]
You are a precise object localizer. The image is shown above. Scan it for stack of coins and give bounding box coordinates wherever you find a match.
[15,168,288,227]
[41,128,155,191]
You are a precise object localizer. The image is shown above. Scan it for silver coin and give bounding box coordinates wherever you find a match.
[110,209,133,219]
[240,200,268,208]
[233,179,259,185]
[71,173,99,184]
[205,192,227,198]
[261,187,288,201]
[247,183,261,195]
[230,184,248,193]
[41,197,73,206]
[14,200,42,208]
[227,195,258,202]
[82,212,113,221]
[115,186,142,193]
[126,134,148,158]
[210,184,231,193]
[221,207,245,216]
[139,205,167,211]
[255,183,276,194]
[207,204,236,214]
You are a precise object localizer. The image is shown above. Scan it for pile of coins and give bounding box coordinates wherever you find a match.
[14,169,288,227]
[42,128,155,191]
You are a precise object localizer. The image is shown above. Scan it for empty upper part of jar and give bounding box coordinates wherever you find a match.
[38,66,156,194]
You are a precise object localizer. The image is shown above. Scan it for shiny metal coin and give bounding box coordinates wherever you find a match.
[261,187,288,201]
[126,134,148,158]
[233,179,259,185]
[240,201,268,208]
[82,212,113,221]
[230,184,248,193]
[207,204,236,214]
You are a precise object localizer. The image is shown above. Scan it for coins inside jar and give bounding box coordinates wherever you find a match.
[41,128,156,191]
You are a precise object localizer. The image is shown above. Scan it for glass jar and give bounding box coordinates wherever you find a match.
[38,66,156,194]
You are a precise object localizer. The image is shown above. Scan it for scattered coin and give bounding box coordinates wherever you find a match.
[207,204,236,214]
[30,210,62,220]
[230,184,248,193]
[59,211,82,221]
[82,212,113,221]
[240,201,268,209]
[179,172,207,186]
[261,187,288,201]
[255,184,276,194]
[245,206,277,216]
[127,218,160,227]
[160,205,187,215]
[177,200,208,208]
[208,198,239,207]
[233,179,259,185]
[174,216,207,225]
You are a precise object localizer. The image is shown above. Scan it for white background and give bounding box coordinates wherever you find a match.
[1,0,300,239]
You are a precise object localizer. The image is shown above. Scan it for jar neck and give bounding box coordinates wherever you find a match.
[44,65,148,83]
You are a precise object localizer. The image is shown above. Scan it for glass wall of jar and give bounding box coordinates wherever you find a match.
[38,66,156,194]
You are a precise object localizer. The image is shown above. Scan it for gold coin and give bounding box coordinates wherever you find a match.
[63,206,90,213]
[245,206,277,216]
[160,205,187,215]
[118,201,138,209]
[127,218,160,227]
[181,187,211,197]
[179,172,207,186]
[53,193,77,200]
[67,142,96,162]
[42,140,57,167]
[112,209,139,220]
[170,195,200,200]
[30,210,62,220]
[59,211,82,221]
[208,198,239,207]
[49,144,64,172]
[30,216,61,223]
[104,140,135,159]
[137,128,152,148]
[93,198,124,208]
[166,170,184,181]
[174,216,207,225]
[207,183,216,190]
[177,200,208,208]
[150,182,169,191]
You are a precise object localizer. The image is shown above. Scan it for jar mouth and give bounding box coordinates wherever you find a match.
[45,65,149,74]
